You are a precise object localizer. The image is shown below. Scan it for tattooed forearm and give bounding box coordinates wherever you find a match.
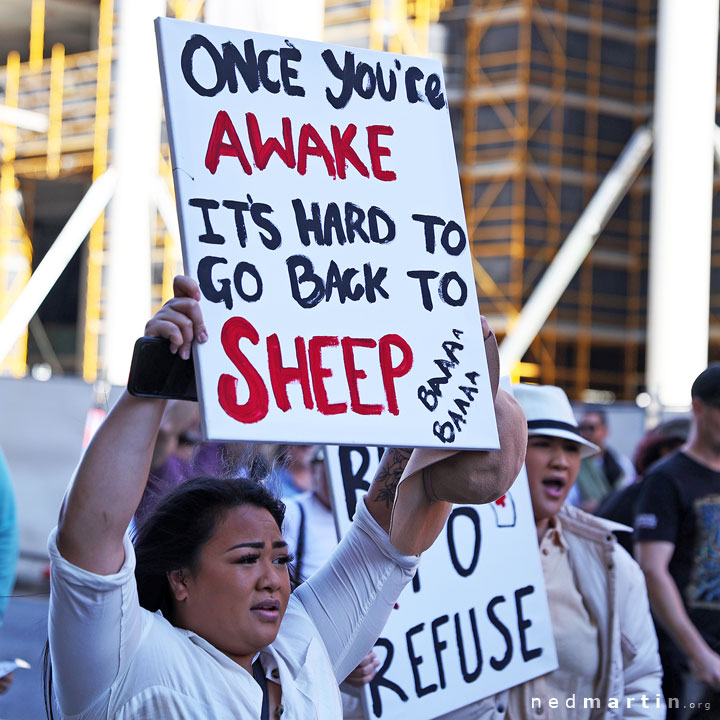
[373,448,412,509]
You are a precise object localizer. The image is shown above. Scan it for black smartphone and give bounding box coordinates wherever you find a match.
[127,337,198,401]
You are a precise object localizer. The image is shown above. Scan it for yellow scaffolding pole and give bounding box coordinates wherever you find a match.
[82,0,114,382]
[369,0,383,50]
[0,53,20,260]
[161,229,179,303]
[510,361,540,384]
[29,0,46,70]
[0,52,32,377]
[412,0,431,55]
[389,0,409,54]
[361,0,451,56]
[169,0,205,21]
[46,43,65,179]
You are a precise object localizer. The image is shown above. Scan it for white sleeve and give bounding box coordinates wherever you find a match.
[616,548,665,718]
[47,528,146,716]
[293,498,419,682]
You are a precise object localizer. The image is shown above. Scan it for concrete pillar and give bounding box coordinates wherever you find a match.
[103,0,165,385]
[647,0,719,410]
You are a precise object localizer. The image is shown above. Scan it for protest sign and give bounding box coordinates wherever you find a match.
[156,18,498,449]
[325,445,557,720]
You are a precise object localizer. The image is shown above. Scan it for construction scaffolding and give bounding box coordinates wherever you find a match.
[0,0,195,381]
[0,0,447,383]
[454,0,662,401]
[2,0,719,402]
[324,0,453,54]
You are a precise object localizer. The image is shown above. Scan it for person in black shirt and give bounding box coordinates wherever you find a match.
[636,365,720,718]
[596,418,689,555]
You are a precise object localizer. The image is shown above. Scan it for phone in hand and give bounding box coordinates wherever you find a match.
[127,337,198,401]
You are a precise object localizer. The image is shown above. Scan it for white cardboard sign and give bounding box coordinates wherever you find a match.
[325,446,558,719]
[156,18,498,449]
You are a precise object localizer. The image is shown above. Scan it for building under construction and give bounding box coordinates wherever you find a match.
[0,0,717,403]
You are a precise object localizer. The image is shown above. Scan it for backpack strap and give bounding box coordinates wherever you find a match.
[292,500,306,586]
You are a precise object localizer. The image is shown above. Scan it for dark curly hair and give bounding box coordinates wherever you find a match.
[632,418,690,476]
[132,476,285,619]
[44,476,285,718]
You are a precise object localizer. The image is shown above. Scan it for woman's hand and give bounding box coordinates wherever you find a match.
[481,315,491,340]
[145,276,208,360]
[344,651,380,687]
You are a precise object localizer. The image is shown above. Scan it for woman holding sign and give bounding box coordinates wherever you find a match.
[43,275,525,719]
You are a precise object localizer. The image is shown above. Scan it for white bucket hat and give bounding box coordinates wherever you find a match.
[512,384,599,459]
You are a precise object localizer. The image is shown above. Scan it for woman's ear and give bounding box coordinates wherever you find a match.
[168,569,189,602]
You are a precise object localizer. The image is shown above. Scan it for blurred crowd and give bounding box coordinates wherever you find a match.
[3,361,720,719]
[117,362,720,719]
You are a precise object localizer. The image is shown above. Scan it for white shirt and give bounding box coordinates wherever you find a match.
[506,519,599,720]
[48,499,418,719]
[283,492,339,581]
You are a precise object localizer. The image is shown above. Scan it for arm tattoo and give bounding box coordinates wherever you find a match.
[374,448,412,509]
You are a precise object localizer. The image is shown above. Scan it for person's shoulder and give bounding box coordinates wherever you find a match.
[0,449,12,490]
[635,455,687,532]
[287,490,313,511]
[635,459,679,516]
[282,494,305,532]
[560,504,631,537]
[642,449,719,501]
[609,445,636,476]
[641,450,688,485]
[594,483,643,532]
[305,492,332,516]
[560,508,641,576]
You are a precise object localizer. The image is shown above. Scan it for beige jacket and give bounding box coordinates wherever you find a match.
[439,506,664,720]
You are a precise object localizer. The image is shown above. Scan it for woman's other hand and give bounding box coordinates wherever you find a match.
[57,276,208,575]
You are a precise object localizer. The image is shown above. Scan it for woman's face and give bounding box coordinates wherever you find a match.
[172,504,291,672]
[525,435,582,527]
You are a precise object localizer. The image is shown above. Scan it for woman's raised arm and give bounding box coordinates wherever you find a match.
[363,316,526,556]
[56,277,207,575]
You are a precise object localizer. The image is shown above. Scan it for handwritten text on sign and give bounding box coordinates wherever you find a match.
[156,18,498,448]
[326,446,557,720]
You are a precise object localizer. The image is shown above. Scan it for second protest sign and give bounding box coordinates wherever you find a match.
[325,445,558,719]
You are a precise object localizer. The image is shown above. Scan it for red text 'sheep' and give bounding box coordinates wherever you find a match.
[217,317,413,423]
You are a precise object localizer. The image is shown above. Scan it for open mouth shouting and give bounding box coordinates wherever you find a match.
[541,476,567,500]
